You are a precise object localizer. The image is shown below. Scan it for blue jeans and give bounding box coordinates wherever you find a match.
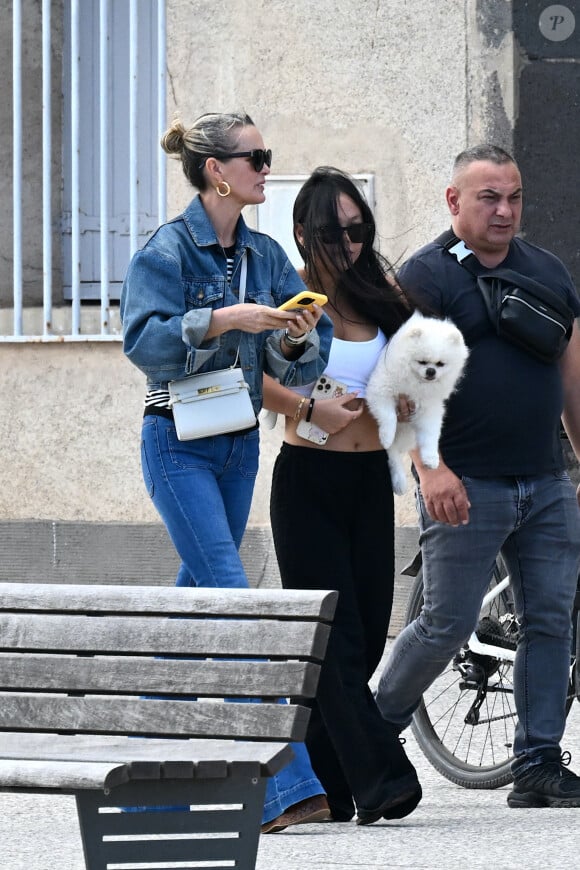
[142,414,259,588]
[141,414,325,821]
[375,472,580,772]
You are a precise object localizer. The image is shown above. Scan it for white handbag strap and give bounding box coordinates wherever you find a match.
[231,251,247,368]
[238,251,247,303]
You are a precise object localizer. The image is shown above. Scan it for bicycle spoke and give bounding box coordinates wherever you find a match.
[423,673,475,759]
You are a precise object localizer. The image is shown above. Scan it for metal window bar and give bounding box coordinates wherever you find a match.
[129,0,138,259]
[157,0,167,226]
[70,0,81,336]
[42,0,52,337]
[1,0,166,343]
[12,0,22,336]
[99,0,110,335]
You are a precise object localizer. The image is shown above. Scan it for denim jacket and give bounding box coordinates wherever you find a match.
[120,196,332,413]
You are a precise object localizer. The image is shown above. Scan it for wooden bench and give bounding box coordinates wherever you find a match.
[0,582,337,870]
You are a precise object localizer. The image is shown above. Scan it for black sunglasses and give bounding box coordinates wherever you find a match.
[201,149,273,172]
[316,223,373,245]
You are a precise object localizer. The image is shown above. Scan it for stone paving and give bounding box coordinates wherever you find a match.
[1,655,577,870]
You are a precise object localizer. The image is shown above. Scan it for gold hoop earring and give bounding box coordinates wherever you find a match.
[216,181,231,198]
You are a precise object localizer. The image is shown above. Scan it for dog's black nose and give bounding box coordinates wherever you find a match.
[425,367,436,379]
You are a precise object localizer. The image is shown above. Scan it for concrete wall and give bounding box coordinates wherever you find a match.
[164,0,479,251]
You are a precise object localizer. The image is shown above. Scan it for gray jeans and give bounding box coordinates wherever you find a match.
[376,472,580,770]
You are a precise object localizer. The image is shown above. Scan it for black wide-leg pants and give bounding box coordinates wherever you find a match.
[270,443,417,818]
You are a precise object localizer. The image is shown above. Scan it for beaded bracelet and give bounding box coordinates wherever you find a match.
[293,396,307,421]
[283,329,309,346]
[306,398,315,422]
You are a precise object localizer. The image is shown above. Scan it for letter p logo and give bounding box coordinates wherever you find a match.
[539,5,576,42]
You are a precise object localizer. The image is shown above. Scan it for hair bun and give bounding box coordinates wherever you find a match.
[160,119,186,155]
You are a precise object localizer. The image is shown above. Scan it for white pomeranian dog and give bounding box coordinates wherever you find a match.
[366,311,469,495]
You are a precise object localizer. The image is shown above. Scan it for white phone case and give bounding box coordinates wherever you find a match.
[296,375,348,445]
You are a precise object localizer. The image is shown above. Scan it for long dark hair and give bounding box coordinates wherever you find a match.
[292,167,412,337]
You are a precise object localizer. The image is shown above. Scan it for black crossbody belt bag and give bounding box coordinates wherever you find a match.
[437,230,574,364]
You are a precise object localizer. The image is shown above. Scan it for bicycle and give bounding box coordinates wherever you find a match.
[402,550,580,789]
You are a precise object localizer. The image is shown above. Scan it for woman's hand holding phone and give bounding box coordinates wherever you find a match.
[279,292,327,344]
[210,298,322,337]
[296,375,363,444]
[305,391,363,435]
[208,289,326,346]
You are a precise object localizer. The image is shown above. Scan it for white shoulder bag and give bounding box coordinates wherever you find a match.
[168,254,256,440]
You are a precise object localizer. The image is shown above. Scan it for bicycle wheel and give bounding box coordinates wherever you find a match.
[407,559,518,789]
[407,560,576,789]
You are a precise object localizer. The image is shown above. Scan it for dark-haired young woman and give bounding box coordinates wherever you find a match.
[264,167,422,825]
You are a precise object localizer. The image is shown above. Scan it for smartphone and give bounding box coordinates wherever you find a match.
[296,375,348,445]
[278,290,328,312]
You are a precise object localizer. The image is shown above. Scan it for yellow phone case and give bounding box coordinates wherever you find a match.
[278,291,328,312]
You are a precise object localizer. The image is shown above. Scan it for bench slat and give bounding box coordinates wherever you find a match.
[0,735,293,790]
[0,583,338,621]
[106,834,241,863]
[0,614,330,660]
[0,759,133,791]
[0,653,321,697]
[0,695,311,741]
[1,732,290,764]
[0,732,292,789]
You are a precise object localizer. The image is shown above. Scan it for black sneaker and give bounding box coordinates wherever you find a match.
[507,751,580,808]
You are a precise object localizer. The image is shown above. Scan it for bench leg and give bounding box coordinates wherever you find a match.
[76,776,267,870]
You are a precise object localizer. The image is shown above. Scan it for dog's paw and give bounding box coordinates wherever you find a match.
[391,473,408,495]
[388,459,408,495]
[393,481,408,496]
[378,423,396,450]
[421,452,440,470]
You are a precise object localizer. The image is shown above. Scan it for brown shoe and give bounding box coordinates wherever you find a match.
[261,795,331,834]
[261,816,288,834]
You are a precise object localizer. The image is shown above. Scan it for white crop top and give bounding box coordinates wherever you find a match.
[292,329,388,399]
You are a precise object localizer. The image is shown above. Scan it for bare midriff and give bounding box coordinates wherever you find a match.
[283,401,383,452]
